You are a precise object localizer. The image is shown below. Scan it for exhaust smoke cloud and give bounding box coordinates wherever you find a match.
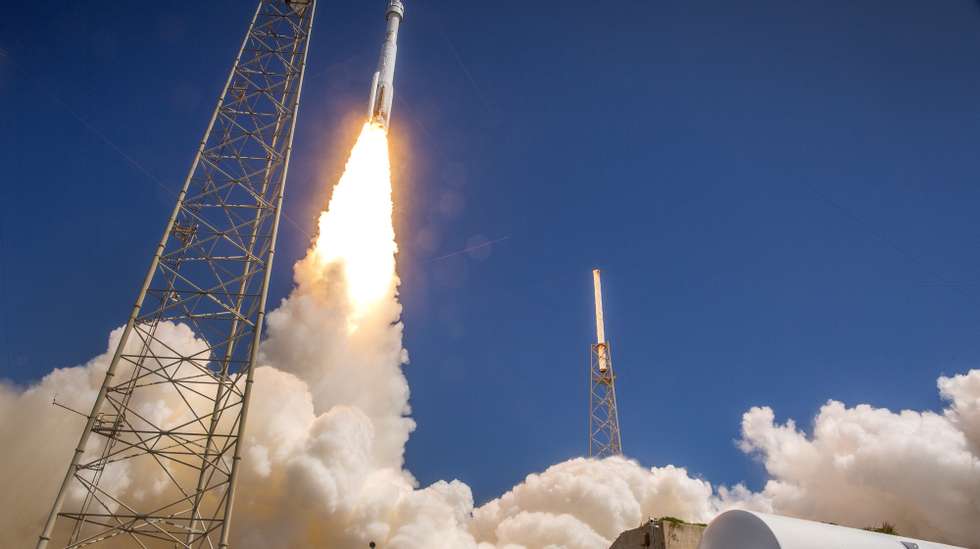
[1,123,978,548]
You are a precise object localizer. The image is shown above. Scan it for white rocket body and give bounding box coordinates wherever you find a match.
[369,0,404,130]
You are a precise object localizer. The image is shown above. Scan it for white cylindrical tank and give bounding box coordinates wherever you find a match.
[698,511,964,549]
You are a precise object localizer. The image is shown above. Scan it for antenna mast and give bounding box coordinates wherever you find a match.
[589,269,623,458]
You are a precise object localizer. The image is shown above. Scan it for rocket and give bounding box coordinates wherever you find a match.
[368,0,405,130]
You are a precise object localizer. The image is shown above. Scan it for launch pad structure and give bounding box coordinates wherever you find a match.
[36,1,316,547]
[589,269,624,458]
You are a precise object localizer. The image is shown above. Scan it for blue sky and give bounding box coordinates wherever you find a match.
[2,0,980,504]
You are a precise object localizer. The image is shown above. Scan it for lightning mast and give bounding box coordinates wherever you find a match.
[36,1,316,547]
[589,269,623,458]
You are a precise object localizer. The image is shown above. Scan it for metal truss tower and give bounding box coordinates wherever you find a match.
[589,269,623,458]
[37,1,316,547]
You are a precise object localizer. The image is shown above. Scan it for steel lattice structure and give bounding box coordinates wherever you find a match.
[589,342,623,457]
[589,270,623,458]
[37,1,316,547]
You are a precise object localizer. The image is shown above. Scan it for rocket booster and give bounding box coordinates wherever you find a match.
[368,0,405,130]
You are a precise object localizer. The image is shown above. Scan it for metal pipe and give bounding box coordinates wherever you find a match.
[34,4,263,548]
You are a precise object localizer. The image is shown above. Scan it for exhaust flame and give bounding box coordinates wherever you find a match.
[312,122,397,318]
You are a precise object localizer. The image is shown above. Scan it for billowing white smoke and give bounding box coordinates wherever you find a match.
[472,460,737,548]
[940,371,980,457]
[1,122,978,547]
[0,323,213,546]
[738,370,980,547]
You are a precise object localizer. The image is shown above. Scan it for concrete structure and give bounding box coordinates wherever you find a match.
[699,511,965,549]
[610,518,706,549]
